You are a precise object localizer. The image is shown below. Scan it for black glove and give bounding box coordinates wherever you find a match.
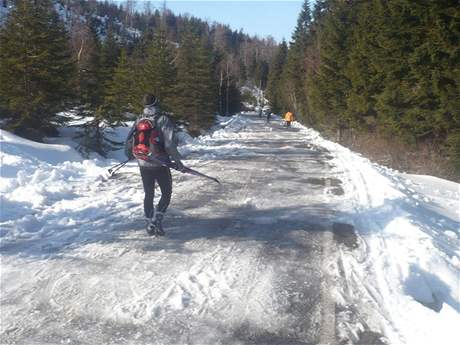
[175,161,186,172]
[125,138,135,159]
[125,147,134,160]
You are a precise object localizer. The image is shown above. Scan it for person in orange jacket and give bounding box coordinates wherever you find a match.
[284,111,295,127]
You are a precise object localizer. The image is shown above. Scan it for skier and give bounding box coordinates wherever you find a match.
[265,110,271,123]
[284,111,294,127]
[124,94,185,236]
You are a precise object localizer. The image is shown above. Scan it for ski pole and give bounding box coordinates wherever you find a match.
[147,154,221,184]
[108,159,131,175]
[108,160,125,171]
[108,160,128,173]
[180,166,221,184]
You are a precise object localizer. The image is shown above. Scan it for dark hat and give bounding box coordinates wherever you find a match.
[143,93,158,107]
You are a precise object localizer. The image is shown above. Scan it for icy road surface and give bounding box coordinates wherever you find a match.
[1,115,343,345]
[2,113,458,345]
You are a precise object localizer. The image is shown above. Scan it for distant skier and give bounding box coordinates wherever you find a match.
[266,110,271,123]
[284,111,295,127]
[124,94,185,236]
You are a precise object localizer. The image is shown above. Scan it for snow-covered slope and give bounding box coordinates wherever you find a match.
[291,121,460,345]
[1,115,459,345]
[0,129,106,225]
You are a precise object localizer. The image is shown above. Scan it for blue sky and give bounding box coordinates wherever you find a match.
[123,1,305,42]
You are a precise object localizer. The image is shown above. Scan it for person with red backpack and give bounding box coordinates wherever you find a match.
[124,94,185,236]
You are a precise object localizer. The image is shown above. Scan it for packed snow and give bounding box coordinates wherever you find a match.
[1,113,459,345]
[290,121,460,345]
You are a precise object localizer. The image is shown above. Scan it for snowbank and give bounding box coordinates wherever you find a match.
[1,114,458,344]
[0,129,107,225]
[0,114,246,236]
[178,114,253,160]
[291,121,460,345]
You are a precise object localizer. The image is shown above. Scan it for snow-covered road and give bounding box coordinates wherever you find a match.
[1,115,341,344]
[1,113,459,345]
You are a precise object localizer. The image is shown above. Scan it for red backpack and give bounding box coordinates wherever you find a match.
[132,118,165,160]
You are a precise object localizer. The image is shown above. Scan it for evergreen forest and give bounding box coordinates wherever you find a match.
[267,0,460,179]
[0,0,275,153]
[1,0,459,179]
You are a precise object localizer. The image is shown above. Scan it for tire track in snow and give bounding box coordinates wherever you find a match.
[320,229,337,345]
[329,147,400,343]
[2,114,342,345]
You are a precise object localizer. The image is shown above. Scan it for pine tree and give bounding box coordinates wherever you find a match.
[399,0,460,142]
[100,25,120,85]
[312,0,329,23]
[75,23,121,157]
[308,0,354,137]
[292,0,312,49]
[77,20,105,110]
[284,0,312,123]
[175,29,217,133]
[217,57,242,116]
[142,29,177,112]
[426,0,460,170]
[247,53,258,84]
[0,0,75,134]
[266,41,288,114]
[238,57,247,84]
[368,0,422,142]
[128,45,150,114]
[343,0,382,131]
[255,60,269,90]
[103,49,137,123]
[304,0,460,175]
[369,0,460,170]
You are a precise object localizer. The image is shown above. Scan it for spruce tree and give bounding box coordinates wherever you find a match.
[255,61,269,90]
[343,0,382,131]
[246,53,260,85]
[142,29,177,113]
[128,44,150,114]
[372,0,460,170]
[402,0,460,142]
[312,0,329,23]
[427,0,460,170]
[292,0,312,49]
[0,0,75,134]
[266,41,288,114]
[368,0,421,141]
[238,57,247,84]
[175,30,217,132]
[103,49,137,123]
[284,0,312,123]
[100,25,120,86]
[77,20,105,110]
[308,0,354,137]
[76,23,121,156]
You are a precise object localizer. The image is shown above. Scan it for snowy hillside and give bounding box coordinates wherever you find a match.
[1,114,459,345]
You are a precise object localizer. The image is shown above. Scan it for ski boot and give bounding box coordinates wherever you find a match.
[152,212,165,236]
[146,217,156,236]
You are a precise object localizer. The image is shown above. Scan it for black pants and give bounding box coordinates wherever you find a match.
[140,167,172,218]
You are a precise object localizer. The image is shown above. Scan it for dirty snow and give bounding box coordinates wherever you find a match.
[1,114,459,345]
